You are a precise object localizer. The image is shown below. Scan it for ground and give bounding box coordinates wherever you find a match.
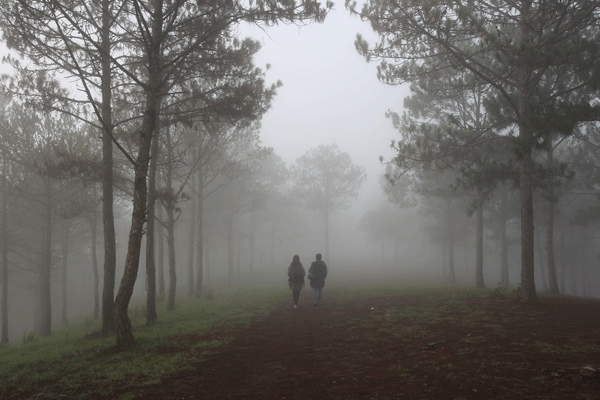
[120,287,600,400]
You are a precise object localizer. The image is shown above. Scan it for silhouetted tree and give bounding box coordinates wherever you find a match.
[290,144,367,262]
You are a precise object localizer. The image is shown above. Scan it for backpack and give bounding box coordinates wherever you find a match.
[290,265,302,283]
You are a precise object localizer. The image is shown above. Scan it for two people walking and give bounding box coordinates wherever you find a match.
[288,253,328,308]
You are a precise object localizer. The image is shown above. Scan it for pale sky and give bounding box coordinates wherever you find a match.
[241,7,409,209]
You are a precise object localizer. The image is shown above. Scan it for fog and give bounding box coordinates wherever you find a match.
[1,4,600,344]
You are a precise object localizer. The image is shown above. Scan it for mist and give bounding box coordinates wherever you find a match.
[1,1,600,348]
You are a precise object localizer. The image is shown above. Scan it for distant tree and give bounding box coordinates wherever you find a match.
[290,144,367,262]
[359,203,407,266]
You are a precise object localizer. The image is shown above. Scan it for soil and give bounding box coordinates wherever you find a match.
[121,287,600,400]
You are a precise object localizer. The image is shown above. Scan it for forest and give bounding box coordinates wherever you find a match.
[0,0,598,357]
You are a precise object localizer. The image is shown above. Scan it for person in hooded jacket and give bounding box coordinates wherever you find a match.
[308,253,328,306]
[287,255,305,308]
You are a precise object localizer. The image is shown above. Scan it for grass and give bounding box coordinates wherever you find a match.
[1,282,597,399]
[0,285,287,399]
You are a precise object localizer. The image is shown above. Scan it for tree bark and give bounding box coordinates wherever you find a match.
[165,129,177,311]
[559,215,566,294]
[195,168,203,296]
[248,211,256,274]
[475,204,485,288]
[91,184,100,321]
[536,229,548,292]
[324,207,330,264]
[446,198,456,284]
[145,120,160,325]
[518,0,538,302]
[187,151,196,297]
[500,187,509,289]
[113,22,163,345]
[61,221,69,327]
[1,165,9,344]
[157,176,165,298]
[545,143,560,294]
[227,215,234,287]
[40,177,52,337]
[101,0,116,334]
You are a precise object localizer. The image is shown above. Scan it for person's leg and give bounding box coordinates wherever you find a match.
[312,287,318,304]
[293,290,300,306]
[317,287,323,303]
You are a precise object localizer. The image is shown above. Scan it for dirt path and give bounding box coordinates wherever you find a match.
[133,288,600,400]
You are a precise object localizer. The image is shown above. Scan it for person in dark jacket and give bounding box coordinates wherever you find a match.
[308,253,328,306]
[287,255,305,309]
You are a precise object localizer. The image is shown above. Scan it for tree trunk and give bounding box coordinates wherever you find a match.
[101,0,116,334]
[205,235,210,283]
[166,205,176,310]
[187,151,196,297]
[40,178,52,337]
[536,229,548,292]
[324,207,330,263]
[545,143,560,294]
[91,185,100,320]
[475,204,485,288]
[228,215,234,287]
[446,198,456,284]
[166,133,177,311]
[248,211,256,274]
[195,168,203,296]
[381,240,385,267]
[113,50,163,347]
[442,245,447,278]
[1,166,9,344]
[61,221,69,328]
[500,187,509,289]
[559,214,565,294]
[236,222,242,278]
[145,121,160,325]
[580,230,587,298]
[157,179,165,298]
[518,0,538,302]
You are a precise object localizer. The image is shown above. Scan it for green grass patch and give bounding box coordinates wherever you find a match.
[0,286,287,399]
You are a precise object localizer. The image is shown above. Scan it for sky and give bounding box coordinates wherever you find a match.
[241,6,410,210]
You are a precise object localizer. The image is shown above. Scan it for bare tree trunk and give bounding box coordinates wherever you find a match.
[40,178,52,337]
[101,0,116,334]
[500,187,509,289]
[248,211,256,274]
[165,134,177,311]
[114,57,162,347]
[187,150,196,297]
[91,185,100,320]
[559,215,565,294]
[581,229,587,298]
[536,229,548,292]
[157,180,165,298]
[236,222,241,278]
[1,166,9,344]
[381,240,385,267]
[442,245,447,278]
[145,122,160,325]
[545,143,560,294]
[195,168,203,296]
[518,1,538,302]
[61,221,69,328]
[475,204,485,288]
[205,234,210,284]
[446,198,456,284]
[228,215,234,287]
[166,205,176,310]
[324,208,330,264]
